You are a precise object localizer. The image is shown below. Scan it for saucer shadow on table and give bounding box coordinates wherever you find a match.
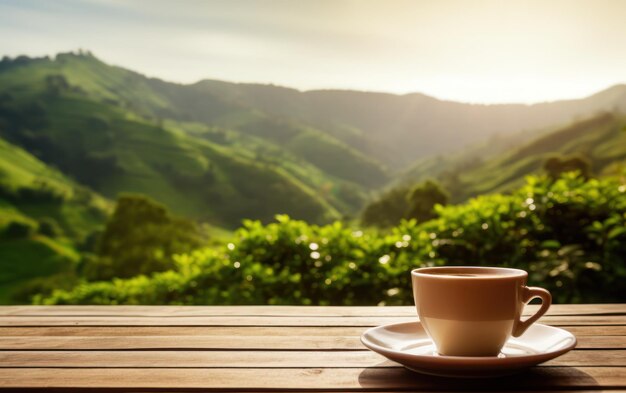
[357,365,599,390]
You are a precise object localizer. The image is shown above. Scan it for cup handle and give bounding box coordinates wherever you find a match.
[512,286,552,337]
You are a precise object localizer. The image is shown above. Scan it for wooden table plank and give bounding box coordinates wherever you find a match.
[0,349,624,368]
[0,367,622,390]
[0,334,622,350]
[3,304,624,317]
[0,335,362,350]
[1,315,624,326]
[1,325,624,337]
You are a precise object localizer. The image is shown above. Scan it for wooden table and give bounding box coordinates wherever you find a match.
[0,304,624,391]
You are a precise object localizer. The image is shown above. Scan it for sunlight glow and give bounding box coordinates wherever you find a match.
[1,0,625,103]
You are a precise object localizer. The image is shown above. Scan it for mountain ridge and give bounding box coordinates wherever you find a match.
[5,52,626,169]
[5,51,626,104]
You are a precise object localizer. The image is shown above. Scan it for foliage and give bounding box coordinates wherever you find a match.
[4,220,35,239]
[37,217,63,238]
[80,195,205,281]
[424,172,626,303]
[406,180,449,222]
[41,172,626,305]
[361,185,410,227]
[543,154,592,180]
[362,180,448,227]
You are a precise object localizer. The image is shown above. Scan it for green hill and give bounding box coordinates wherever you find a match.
[0,53,383,226]
[7,52,626,175]
[0,137,109,235]
[402,112,626,202]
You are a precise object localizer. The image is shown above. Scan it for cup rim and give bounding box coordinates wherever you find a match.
[411,266,527,279]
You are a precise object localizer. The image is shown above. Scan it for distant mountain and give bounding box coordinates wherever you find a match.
[181,81,626,169]
[1,51,626,225]
[402,112,626,202]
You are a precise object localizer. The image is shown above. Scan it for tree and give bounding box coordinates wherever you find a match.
[361,186,411,227]
[543,154,592,180]
[406,180,449,222]
[83,195,205,280]
[4,221,35,239]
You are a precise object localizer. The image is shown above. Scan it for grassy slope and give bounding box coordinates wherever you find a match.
[0,235,79,304]
[400,112,626,201]
[0,137,109,236]
[0,137,106,303]
[73,97,339,225]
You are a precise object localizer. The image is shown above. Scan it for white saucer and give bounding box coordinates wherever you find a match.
[361,321,576,378]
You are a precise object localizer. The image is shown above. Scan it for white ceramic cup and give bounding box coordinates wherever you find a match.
[411,266,551,356]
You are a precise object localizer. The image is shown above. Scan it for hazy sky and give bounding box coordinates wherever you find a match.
[1,0,626,103]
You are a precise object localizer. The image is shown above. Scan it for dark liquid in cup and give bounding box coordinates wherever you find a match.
[430,272,481,277]
[426,271,510,278]
[445,273,479,277]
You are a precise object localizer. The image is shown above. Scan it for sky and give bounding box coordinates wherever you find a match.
[1,0,626,104]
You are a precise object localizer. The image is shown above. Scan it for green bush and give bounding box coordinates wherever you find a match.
[4,221,35,239]
[39,172,626,305]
